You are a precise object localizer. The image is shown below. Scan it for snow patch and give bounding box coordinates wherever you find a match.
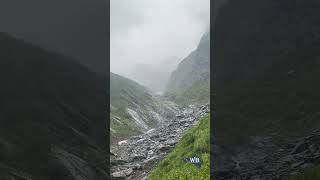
[118,140,128,146]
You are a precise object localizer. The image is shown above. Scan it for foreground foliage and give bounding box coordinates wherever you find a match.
[148,114,210,180]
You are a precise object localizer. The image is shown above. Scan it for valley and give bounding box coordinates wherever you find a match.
[111,104,209,179]
[110,73,180,144]
[110,28,210,179]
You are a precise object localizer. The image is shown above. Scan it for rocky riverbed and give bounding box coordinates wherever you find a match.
[111,104,210,179]
[213,129,320,180]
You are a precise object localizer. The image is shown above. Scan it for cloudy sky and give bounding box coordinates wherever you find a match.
[0,0,107,74]
[111,0,210,75]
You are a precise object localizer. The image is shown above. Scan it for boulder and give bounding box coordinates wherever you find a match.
[112,168,133,178]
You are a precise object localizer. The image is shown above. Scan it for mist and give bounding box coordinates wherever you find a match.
[0,0,107,74]
[111,0,210,91]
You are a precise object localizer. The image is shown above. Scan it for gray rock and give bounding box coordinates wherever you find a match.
[110,104,210,179]
[112,168,133,178]
[142,156,161,171]
[156,144,173,153]
[213,129,320,179]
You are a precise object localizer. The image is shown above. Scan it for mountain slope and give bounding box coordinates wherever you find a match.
[165,31,210,106]
[148,114,210,180]
[214,0,320,144]
[110,73,178,143]
[0,32,108,179]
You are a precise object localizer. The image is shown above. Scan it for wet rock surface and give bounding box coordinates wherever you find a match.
[111,104,210,179]
[213,130,320,180]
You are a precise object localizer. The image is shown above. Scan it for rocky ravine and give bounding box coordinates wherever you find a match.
[111,104,210,179]
[213,129,320,180]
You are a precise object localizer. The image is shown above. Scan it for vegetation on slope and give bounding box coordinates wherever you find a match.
[110,73,153,107]
[110,73,155,141]
[148,114,210,180]
[165,31,210,107]
[166,78,210,106]
[110,73,178,143]
[292,165,320,180]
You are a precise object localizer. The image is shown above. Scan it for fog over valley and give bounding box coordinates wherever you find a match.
[111,0,210,92]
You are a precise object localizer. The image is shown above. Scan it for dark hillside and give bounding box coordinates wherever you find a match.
[214,0,320,144]
[0,32,108,179]
[213,0,320,179]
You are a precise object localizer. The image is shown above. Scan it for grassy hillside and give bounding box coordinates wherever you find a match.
[166,78,210,106]
[165,32,210,107]
[111,73,152,105]
[148,114,210,180]
[292,166,320,180]
[111,73,154,140]
[110,73,178,143]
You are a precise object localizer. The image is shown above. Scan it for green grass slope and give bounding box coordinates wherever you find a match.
[111,73,153,107]
[166,78,210,107]
[110,73,156,141]
[148,114,210,180]
[110,73,178,143]
[165,32,210,107]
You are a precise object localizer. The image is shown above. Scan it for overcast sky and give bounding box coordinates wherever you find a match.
[0,0,107,74]
[111,0,210,75]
